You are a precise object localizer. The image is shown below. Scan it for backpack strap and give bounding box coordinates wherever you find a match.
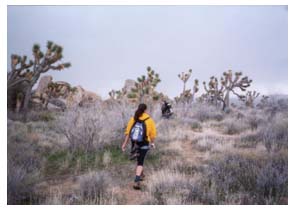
[142,117,149,142]
[134,117,149,123]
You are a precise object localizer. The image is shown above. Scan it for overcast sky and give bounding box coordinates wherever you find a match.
[8,6,288,99]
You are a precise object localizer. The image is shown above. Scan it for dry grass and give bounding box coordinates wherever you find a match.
[7,96,288,204]
[146,170,195,204]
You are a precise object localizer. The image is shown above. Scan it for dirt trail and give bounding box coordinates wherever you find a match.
[118,181,147,205]
[181,139,203,164]
[35,129,219,205]
[34,175,81,204]
[121,131,206,204]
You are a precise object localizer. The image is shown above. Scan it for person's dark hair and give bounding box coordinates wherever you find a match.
[134,103,147,121]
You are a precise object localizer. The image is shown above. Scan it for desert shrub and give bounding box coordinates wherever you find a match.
[219,116,250,135]
[101,100,134,144]
[191,121,202,132]
[7,161,41,204]
[246,111,265,130]
[173,102,224,122]
[185,180,218,205]
[170,159,205,176]
[79,171,111,204]
[192,135,233,153]
[38,111,55,121]
[8,110,56,122]
[156,119,179,143]
[192,104,224,122]
[176,116,202,132]
[204,153,287,204]
[44,145,129,177]
[192,136,214,152]
[255,154,288,204]
[7,120,42,204]
[147,170,194,204]
[8,162,31,204]
[234,132,261,148]
[260,113,288,152]
[102,150,112,167]
[57,101,135,151]
[58,105,104,152]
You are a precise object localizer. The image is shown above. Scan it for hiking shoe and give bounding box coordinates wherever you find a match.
[133,181,141,190]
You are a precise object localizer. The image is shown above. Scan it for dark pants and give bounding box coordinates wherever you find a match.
[131,141,149,166]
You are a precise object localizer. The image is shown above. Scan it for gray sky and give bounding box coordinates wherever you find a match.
[8,6,288,99]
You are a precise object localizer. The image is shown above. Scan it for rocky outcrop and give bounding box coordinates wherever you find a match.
[124,79,136,93]
[34,75,53,97]
[67,86,101,107]
[32,76,102,110]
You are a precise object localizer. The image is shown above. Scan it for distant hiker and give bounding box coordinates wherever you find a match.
[161,100,173,118]
[122,103,157,190]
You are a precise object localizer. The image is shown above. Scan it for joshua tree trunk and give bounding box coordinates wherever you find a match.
[7,41,71,114]
[22,84,33,114]
[224,90,230,109]
[15,92,23,113]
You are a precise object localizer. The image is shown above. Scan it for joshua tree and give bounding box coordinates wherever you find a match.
[109,87,127,100]
[221,70,252,108]
[192,79,199,101]
[7,41,71,114]
[203,70,252,110]
[178,69,192,93]
[244,91,260,108]
[257,95,269,109]
[30,81,76,110]
[176,69,199,103]
[130,66,161,103]
[109,89,118,100]
[203,76,225,107]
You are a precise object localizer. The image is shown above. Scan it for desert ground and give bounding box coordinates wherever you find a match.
[7,96,288,205]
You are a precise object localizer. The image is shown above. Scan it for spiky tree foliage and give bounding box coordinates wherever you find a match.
[130,66,161,103]
[176,69,199,103]
[178,69,192,93]
[244,91,260,108]
[203,76,225,107]
[257,95,269,109]
[109,89,117,99]
[221,70,252,108]
[31,81,77,110]
[47,81,74,97]
[192,79,199,101]
[203,70,252,110]
[109,87,127,100]
[7,41,71,114]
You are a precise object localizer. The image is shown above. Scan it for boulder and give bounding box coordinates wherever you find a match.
[66,86,84,107]
[35,75,53,96]
[48,98,67,111]
[66,86,101,107]
[124,79,136,92]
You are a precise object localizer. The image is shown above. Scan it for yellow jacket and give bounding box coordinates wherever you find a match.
[125,113,157,142]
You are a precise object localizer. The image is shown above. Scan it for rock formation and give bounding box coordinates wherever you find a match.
[32,76,101,110]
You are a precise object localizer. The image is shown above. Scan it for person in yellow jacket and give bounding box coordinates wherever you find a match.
[122,103,157,190]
